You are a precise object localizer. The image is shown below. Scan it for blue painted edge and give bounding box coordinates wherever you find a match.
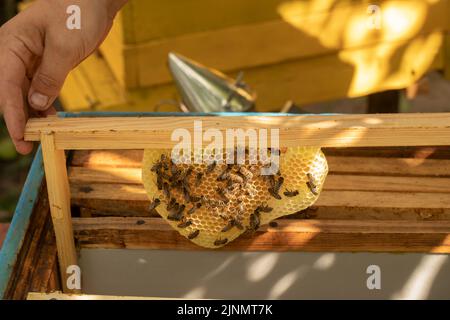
[58,111,338,118]
[0,146,44,298]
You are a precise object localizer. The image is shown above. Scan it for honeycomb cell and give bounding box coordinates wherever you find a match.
[142,147,328,248]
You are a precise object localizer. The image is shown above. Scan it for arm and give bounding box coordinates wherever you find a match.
[0,0,128,154]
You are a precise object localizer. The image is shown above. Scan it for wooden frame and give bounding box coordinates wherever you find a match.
[20,112,450,293]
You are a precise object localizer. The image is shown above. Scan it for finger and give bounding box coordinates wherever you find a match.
[2,98,33,155]
[28,43,73,111]
[0,45,33,155]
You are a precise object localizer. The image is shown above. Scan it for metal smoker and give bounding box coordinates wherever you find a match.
[168,52,256,113]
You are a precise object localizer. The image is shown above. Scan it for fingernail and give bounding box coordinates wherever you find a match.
[30,92,49,109]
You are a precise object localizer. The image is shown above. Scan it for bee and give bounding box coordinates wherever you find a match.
[188,229,200,239]
[221,220,235,232]
[274,176,284,193]
[162,182,171,199]
[256,204,273,214]
[195,172,203,186]
[284,189,299,197]
[148,198,161,211]
[190,194,201,203]
[239,166,253,181]
[216,187,230,203]
[206,160,217,173]
[248,213,260,231]
[217,166,231,181]
[307,173,319,196]
[263,174,276,188]
[229,173,244,184]
[268,176,284,200]
[168,204,185,221]
[177,219,192,228]
[151,161,162,172]
[268,188,282,200]
[182,186,191,202]
[187,202,201,215]
[233,219,244,230]
[269,221,278,228]
[182,167,193,184]
[214,238,228,246]
[157,175,163,190]
[167,203,180,220]
[166,198,176,210]
[307,181,319,196]
[237,201,245,216]
[160,154,169,170]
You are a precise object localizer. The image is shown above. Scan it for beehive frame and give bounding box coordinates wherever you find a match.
[23,111,450,293]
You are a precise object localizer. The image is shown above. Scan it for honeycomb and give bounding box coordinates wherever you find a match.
[142,147,328,248]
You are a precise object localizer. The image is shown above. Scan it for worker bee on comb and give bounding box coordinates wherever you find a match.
[268,176,284,199]
[168,204,185,221]
[151,160,162,173]
[188,229,200,239]
[177,219,192,228]
[255,204,273,214]
[284,189,299,197]
[148,198,161,211]
[217,165,232,181]
[306,173,319,196]
[195,172,203,186]
[206,160,217,173]
[248,213,260,231]
[238,166,253,181]
[216,187,230,203]
[162,182,171,199]
[187,202,201,215]
[214,238,228,246]
[166,198,176,210]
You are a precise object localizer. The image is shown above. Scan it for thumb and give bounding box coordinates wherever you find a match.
[28,46,72,111]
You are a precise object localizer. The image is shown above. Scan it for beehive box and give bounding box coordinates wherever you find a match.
[1,112,450,299]
[56,0,450,112]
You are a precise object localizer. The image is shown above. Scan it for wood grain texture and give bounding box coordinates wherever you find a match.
[70,181,450,209]
[72,217,450,253]
[4,186,60,300]
[41,134,78,293]
[24,113,450,149]
[68,166,450,192]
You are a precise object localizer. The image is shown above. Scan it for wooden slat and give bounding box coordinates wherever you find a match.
[69,167,142,184]
[71,150,143,168]
[68,166,450,193]
[70,180,450,209]
[69,147,450,169]
[327,156,450,176]
[325,175,450,193]
[4,186,60,299]
[41,134,78,293]
[24,113,450,149]
[72,217,450,253]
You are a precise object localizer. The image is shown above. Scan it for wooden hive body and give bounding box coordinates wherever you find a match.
[1,111,450,299]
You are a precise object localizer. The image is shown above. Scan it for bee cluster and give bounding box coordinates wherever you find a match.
[148,149,320,247]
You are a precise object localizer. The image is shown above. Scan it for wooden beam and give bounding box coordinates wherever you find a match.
[72,217,450,253]
[40,133,78,293]
[70,181,450,209]
[24,113,450,149]
[68,166,450,189]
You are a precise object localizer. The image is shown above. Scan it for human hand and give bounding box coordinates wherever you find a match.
[0,0,127,154]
